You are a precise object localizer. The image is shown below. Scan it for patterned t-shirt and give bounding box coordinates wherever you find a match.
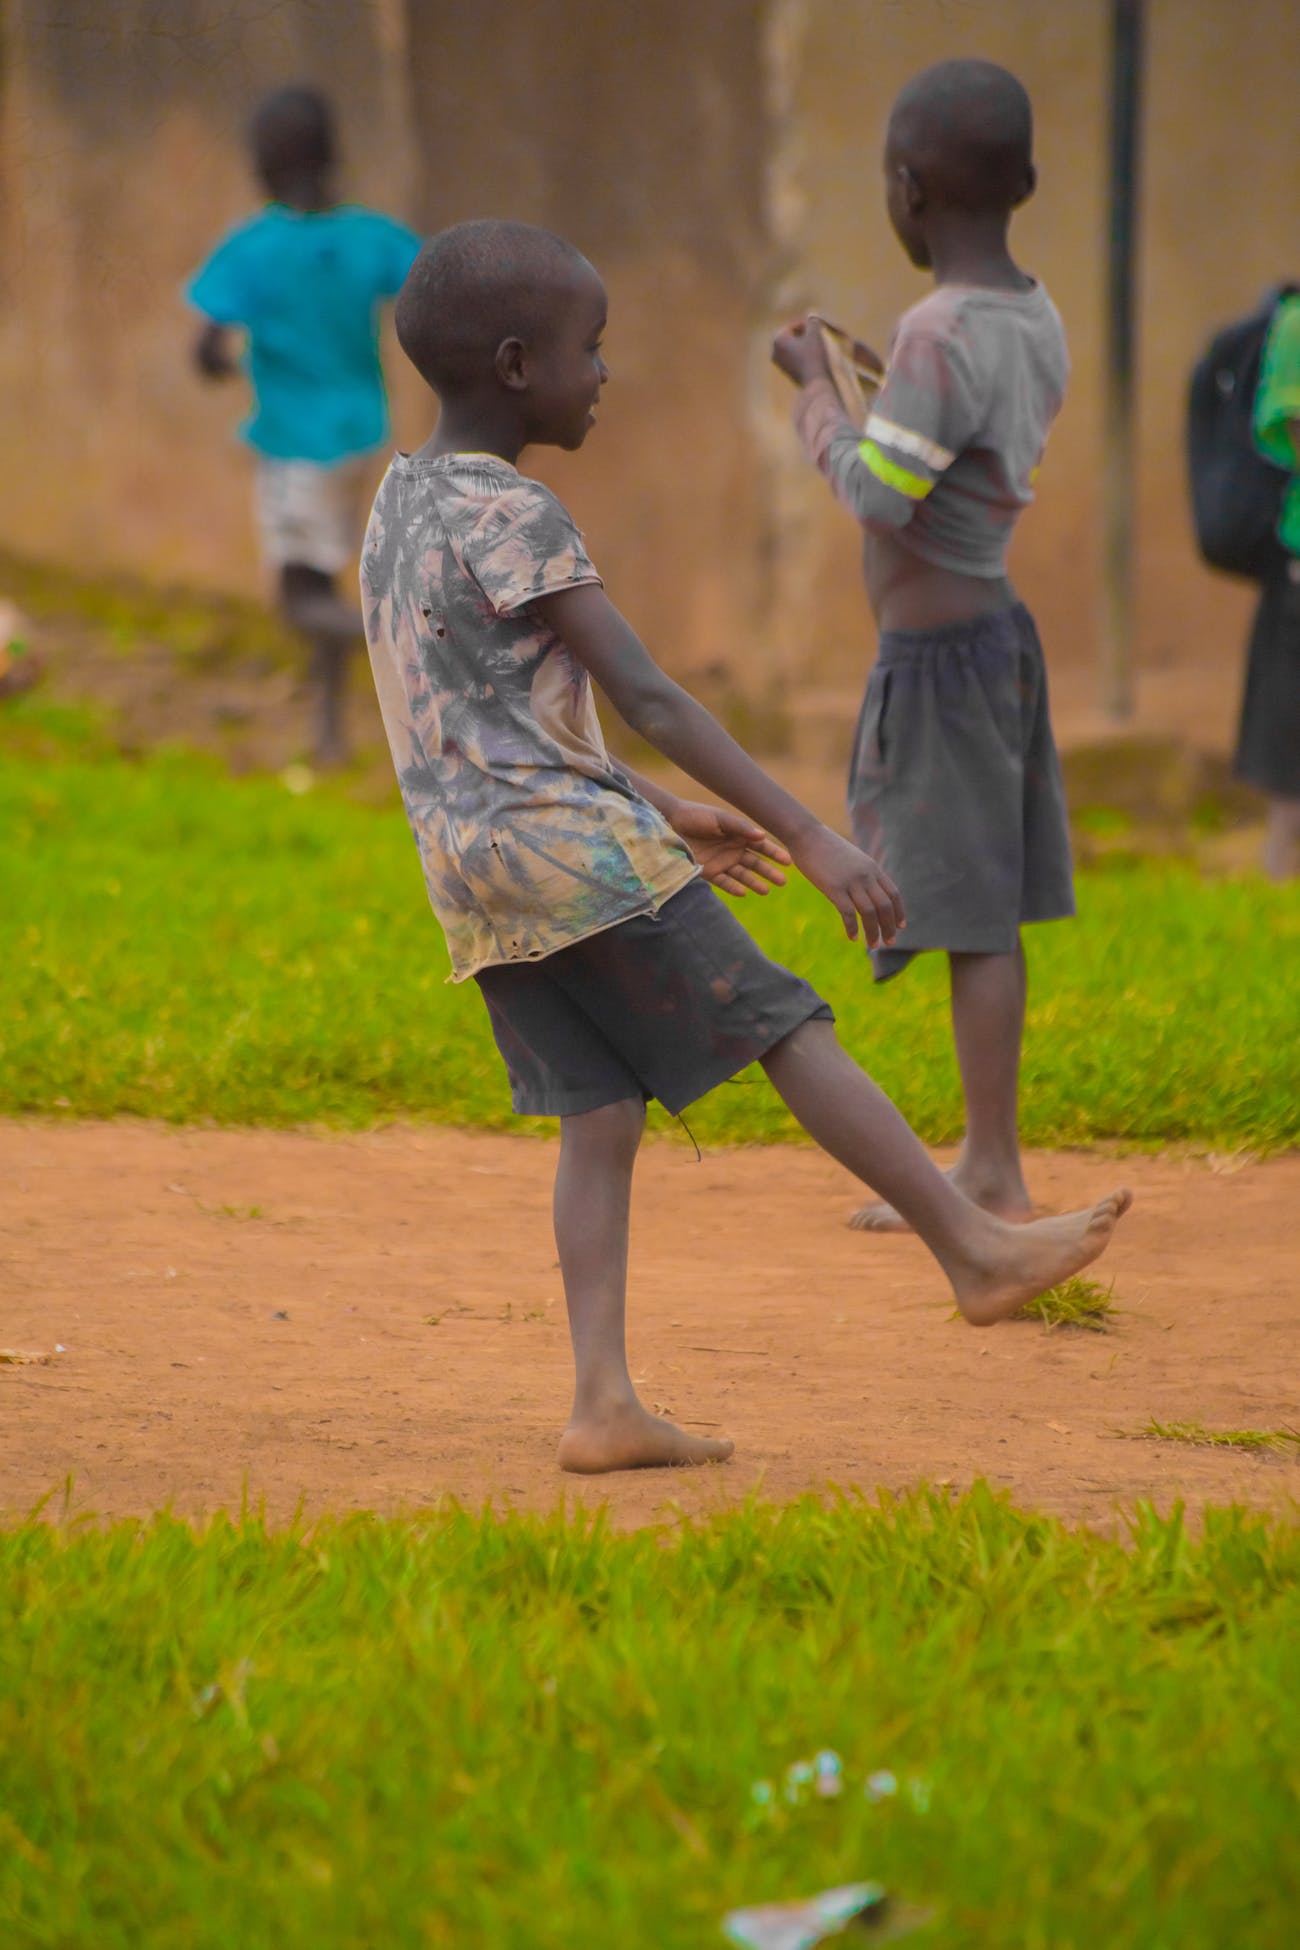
[361,452,697,981]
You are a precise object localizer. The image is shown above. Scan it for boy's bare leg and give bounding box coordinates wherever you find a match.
[1263,794,1300,880]
[947,942,1032,1215]
[305,636,351,768]
[762,1018,1129,1324]
[553,1097,734,1473]
[851,941,1032,1232]
[280,564,361,768]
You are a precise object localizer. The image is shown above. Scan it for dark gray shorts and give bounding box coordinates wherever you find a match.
[849,602,1075,981]
[474,877,832,1117]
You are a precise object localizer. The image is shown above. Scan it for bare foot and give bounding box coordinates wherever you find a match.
[850,1166,1034,1234]
[952,1189,1133,1326]
[558,1401,734,1474]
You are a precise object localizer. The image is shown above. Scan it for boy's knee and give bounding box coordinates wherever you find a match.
[602,1097,647,1154]
[279,566,360,642]
[564,1096,645,1159]
[761,1013,836,1074]
[279,585,317,634]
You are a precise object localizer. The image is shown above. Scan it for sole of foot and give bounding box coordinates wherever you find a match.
[558,1402,734,1474]
[954,1188,1132,1327]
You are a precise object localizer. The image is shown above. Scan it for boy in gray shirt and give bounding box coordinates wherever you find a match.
[774,58,1074,1232]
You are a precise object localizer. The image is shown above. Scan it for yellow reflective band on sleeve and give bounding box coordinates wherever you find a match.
[864,413,954,471]
[858,439,933,501]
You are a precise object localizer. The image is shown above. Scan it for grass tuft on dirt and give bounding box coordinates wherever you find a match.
[1136,1420,1300,1453]
[1018,1276,1116,1332]
[1,1486,1297,1949]
[3,731,1300,1143]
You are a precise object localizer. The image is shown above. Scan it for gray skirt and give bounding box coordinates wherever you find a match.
[848,602,1075,981]
[1234,557,1300,798]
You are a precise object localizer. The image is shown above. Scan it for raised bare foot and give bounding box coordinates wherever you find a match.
[952,1188,1133,1327]
[850,1166,1034,1234]
[558,1401,734,1474]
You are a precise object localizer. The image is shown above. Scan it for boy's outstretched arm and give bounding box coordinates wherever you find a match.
[531,586,904,948]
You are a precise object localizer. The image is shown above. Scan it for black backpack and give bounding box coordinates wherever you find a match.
[1186,283,1297,581]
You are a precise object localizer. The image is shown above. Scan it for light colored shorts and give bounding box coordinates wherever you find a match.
[253,455,370,576]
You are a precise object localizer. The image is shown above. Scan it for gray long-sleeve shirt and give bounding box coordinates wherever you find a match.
[794,280,1069,579]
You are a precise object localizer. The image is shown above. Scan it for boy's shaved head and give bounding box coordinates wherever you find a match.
[249,84,336,183]
[397,220,593,395]
[888,59,1033,210]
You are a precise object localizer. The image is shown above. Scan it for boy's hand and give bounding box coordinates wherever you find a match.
[668,801,791,898]
[771,317,833,388]
[789,826,905,948]
[193,321,238,381]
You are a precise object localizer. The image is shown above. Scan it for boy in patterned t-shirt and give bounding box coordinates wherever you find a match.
[362,218,1129,1475]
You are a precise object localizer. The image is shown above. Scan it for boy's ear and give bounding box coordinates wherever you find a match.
[900,163,925,216]
[1012,162,1037,210]
[495,337,529,392]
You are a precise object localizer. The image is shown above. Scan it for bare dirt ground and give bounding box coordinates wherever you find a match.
[3,1122,1297,1532]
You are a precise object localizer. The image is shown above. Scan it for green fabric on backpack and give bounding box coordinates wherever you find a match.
[1254,292,1300,555]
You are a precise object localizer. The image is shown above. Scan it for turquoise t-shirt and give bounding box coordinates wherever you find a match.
[186,204,421,465]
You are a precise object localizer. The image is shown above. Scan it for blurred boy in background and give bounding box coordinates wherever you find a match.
[186,85,420,765]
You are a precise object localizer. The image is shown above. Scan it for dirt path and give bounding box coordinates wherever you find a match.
[2,1122,1297,1530]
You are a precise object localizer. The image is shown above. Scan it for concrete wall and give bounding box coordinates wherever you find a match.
[1,0,1297,732]
[398,0,774,692]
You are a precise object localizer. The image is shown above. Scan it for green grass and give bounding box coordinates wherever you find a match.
[1135,1421,1300,1454]
[1018,1276,1117,1332]
[3,723,1300,1142]
[0,545,299,668]
[1,1487,1296,1949]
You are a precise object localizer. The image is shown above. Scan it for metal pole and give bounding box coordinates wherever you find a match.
[1101,0,1145,722]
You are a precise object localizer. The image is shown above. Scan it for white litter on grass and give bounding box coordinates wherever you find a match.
[723,1881,889,1950]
